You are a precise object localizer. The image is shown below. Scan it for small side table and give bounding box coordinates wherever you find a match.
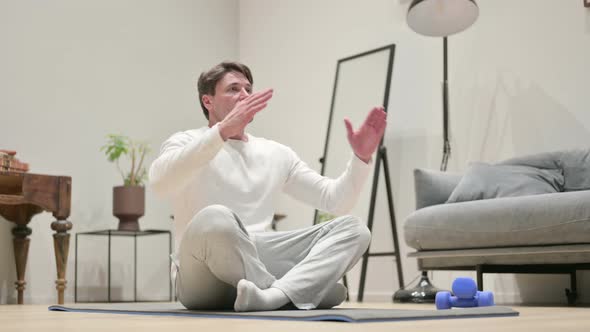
[75,229,172,302]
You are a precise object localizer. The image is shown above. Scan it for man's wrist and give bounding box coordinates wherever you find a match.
[355,153,371,164]
[217,122,229,141]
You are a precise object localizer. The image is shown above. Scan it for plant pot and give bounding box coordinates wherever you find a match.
[113,185,145,231]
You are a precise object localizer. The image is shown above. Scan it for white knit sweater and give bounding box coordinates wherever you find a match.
[149,124,371,249]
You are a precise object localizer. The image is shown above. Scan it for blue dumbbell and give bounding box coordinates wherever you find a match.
[435,277,494,310]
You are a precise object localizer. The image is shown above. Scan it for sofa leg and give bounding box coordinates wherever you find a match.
[565,270,578,306]
[476,265,484,291]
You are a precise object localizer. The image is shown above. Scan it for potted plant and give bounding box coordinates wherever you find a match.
[101,135,150,232]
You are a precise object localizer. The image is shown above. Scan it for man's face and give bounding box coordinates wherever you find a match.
[203,71,252,123]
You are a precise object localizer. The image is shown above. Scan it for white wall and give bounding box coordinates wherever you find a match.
[0,0,238,304]
[239,0,590,304]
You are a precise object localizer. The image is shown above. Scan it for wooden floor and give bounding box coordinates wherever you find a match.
[1,302,589,332]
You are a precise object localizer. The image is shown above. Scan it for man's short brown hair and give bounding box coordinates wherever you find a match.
[197,61,254,120]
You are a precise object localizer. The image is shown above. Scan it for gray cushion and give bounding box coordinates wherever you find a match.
[563,165,590,191]
[413,168,462,209]
[446,163,564,203]
[499,149,590,191]
[497,151,563,170]
[405,190,590,250]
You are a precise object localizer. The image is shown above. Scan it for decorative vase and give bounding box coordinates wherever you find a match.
[113,185,145,231]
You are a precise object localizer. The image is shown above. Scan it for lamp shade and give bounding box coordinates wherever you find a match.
[407,0,479,37]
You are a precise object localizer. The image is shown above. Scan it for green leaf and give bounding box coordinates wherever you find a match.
[102,134,151,186]
[316,212,337,224]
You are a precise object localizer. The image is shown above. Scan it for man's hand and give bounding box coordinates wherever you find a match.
[344,106,387,163]
[219,88,273,141]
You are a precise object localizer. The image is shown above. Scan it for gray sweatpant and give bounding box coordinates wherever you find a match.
[175,204,371,310]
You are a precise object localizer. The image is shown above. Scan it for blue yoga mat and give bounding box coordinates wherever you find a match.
[49,302,519,323]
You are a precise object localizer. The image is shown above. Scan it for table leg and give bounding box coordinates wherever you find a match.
[12,224,32,304]
[169,232,172,301]
[51,219,73,304]
[134,234,137,302]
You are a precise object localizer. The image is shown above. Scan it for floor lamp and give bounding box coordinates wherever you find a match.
[393,0,479,303]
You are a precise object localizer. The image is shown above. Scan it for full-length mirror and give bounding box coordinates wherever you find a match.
[316,45,395,224]
[315,44,402,302]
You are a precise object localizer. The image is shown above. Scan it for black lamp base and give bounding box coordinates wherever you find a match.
[393,271,446,303]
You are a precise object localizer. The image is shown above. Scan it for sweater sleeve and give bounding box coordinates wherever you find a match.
[282,148,372,216]
[149,125,224,198]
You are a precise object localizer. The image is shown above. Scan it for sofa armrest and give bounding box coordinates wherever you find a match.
[414,168,463,209]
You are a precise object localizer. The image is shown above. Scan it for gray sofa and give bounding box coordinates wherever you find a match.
[403,150,590,304]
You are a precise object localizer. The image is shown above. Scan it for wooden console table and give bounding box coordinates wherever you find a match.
[0,171,72,304]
